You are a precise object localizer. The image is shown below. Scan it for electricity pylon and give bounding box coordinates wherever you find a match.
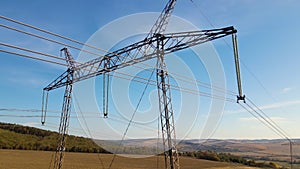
[41,0,244,168]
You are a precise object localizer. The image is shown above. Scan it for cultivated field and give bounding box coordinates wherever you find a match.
[177,139,300,168]
[0,149,258,169]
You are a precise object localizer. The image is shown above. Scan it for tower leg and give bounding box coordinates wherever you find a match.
[156,36,180,169]
[53,71,73,169]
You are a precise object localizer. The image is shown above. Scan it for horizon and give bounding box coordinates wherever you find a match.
[3,121,300,141]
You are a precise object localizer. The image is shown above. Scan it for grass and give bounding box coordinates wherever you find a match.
[0,149,258,169]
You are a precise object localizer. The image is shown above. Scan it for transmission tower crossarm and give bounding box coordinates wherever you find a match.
[162,26,236,53]
[43,70,70,91]
[43,26,236,92]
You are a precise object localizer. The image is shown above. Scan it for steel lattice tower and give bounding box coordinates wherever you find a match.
[41,1,243,168]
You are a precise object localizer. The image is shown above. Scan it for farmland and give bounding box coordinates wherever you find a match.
[1,122,299,168]
[0,149,259,169]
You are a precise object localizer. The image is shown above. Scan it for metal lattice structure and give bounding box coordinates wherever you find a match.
[42,27,236,91]
[156,34,179,169]
[53,69,73,169]
[41,1,243,169]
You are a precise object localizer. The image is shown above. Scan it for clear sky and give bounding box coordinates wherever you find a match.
[0,0,300,140]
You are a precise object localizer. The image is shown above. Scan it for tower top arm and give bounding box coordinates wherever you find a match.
[147,0,177,38]
[44,26,237,91]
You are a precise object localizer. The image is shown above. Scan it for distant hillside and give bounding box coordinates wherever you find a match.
[0,122,108,153]
[177,139,300,164]
[95,138,300,154]
[95,138,300,167]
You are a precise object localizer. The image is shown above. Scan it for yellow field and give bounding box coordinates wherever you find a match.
[0,149,258,169]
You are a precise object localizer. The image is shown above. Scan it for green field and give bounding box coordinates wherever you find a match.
[0,149,258,169]
[0,123,295,168]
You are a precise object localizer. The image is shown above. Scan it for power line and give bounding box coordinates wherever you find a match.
[0,49,237,139]
[238,102,291,141]
[1,17,237,96]
[108,68,155,168]
[2,9,294,169]
[0,15,108,53]
[0,108,104,115]
[0,44,234,101]
[1,42,66,62]
[2,49,233,102]
[0,49,67,66]
[1,39,235,98]
[0,108,59,113]
[1,13,238,168]
[0,108,163,129]
[1,13,249,158]
[0,24,103,58]
[238,103,286,139]
[192,3,292,140]
[238,101,294,168]
[110,72,237,103]
[0,63,236,115]
[73,93,105,169]
[156,108,161,169]
[0,113,158,132]
[0,114,106,119]
[246,99,291,141]
[0,24,235,99]
[247,98,291,139]
[45,117,159,138]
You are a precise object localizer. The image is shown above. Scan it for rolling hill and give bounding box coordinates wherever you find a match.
[0,122,108,153]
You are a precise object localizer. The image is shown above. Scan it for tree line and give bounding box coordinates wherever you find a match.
[180,150,286,169]
[0,122,109,153]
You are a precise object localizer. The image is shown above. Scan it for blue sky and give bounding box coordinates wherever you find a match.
[1,0,300,140]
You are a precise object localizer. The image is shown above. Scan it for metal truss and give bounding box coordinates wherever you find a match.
[156,34,179,169]
[44,27,236,91]
[53,69,73,169]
